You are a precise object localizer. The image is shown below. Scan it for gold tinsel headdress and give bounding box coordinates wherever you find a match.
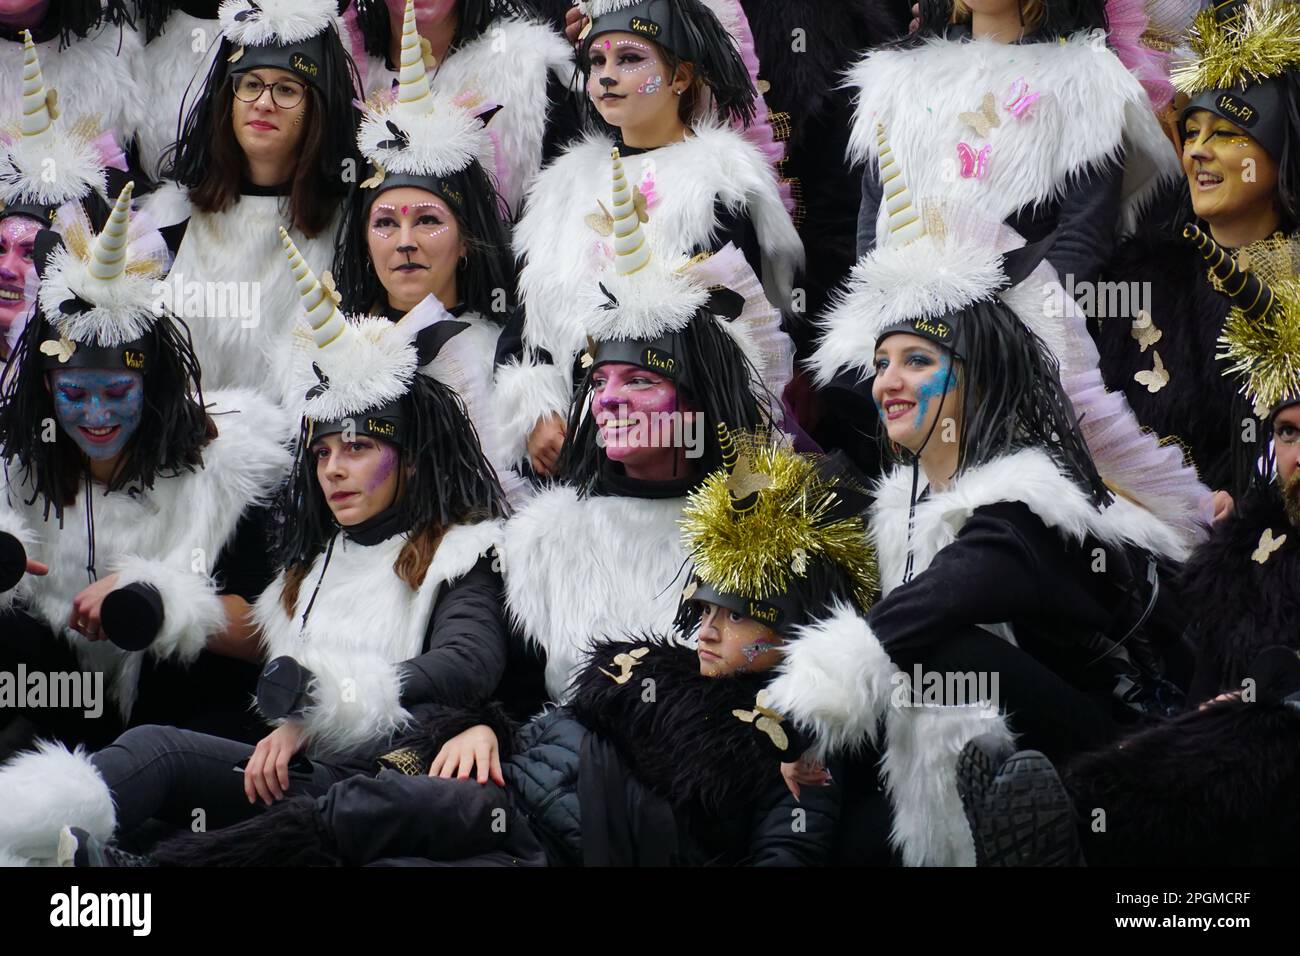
[1172,0,1300,95]
[677,428,878,632]
[1184,224,1300,414]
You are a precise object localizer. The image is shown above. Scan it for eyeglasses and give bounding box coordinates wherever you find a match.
[231,73,307,110]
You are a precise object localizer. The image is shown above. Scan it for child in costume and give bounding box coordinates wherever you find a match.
[0,230,511,866]
[495,0,802,478]
[143,0,363,396]
[0,184,291,753]
[71,430,864,868]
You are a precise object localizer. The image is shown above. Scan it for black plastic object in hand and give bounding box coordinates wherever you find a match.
[0,531,26,593]
[257,656,316,720]
[102,583,165,651]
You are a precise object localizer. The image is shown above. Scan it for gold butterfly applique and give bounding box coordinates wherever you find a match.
[1252,528,1287,564]
[320,270,342,306]
[580,334,599,369]
[39,335,76,364]
[1130,309,1162,352]
[682,579,699,601]
[599,646,651,685]
[584,199,615,237]
[419,36,438,71]
[359,162,386,190]
[1134,350,1169,393]
[732,689,790,752]
[790,548,808,574]
[630,185,649,224]
[958,91,1001,138]
[228,45,245,64]
[727,452,773,503]
[45,88,58,122]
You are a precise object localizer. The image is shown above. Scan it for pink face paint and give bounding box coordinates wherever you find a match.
[590,362,681,473]
[603,39,611,50]
[0,214,40,330]
[400,205,409,216]
[364,443,398,494]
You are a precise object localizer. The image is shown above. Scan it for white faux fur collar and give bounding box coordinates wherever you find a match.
[514,124,803,358]
[871,446,1191,594]
[845,32,1179,233]
[501,487,689,701]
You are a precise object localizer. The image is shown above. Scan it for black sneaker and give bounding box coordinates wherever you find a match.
[58,827,156,867]
[964,749,1085,867]
[957,733,1015,864]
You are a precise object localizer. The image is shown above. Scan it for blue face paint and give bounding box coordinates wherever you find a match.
[912,357,953,430]
[50,369,144,462]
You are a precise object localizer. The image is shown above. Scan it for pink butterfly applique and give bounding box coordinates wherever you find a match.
[957,142,991,179]
[1004,78,1041,119]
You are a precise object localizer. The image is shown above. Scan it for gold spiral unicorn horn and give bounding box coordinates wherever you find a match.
[1183,223,1275,321]
[611,148,651,276]
[396,0,432,114]
[87,182,134,283]
[877,123,926,247]
[280,227,350,352]
[20,31,53,143]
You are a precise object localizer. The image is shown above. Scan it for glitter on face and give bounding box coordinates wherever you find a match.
[637,74,662,95]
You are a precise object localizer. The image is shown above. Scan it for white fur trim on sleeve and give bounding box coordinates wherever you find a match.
[0,742,115,862]
[492,357,573,467]
[110,557,227,663]
[295,650,411,756]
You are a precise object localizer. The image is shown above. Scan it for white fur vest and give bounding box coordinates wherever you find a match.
[254,519,503,756]
[0,389,292,720]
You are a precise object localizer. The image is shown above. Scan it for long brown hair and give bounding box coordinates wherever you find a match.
[280,523,447,615]
[187,82,335,238]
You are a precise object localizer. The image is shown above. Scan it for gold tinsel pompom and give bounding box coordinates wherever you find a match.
[1172,0,1300,95]
[679,431,878,612]
[1218,277,1300,411]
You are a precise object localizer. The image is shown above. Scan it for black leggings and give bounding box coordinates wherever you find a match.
[91,724,361,836]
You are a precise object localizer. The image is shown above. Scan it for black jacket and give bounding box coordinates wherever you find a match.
[503,639,839,866]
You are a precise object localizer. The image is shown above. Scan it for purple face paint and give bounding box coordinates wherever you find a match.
[50,369,144,462]
[364,443,399,494]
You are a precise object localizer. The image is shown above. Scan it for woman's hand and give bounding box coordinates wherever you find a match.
[527,413,567,477]
[244,720,307,805]
[909,2,921,33]
[429,724,504,786]
[1199,690,1242,711]
[780,754,831,802]
[1211,489,1235,525]
[564,5,588,46]
[26,558,48,576]
[68,573,121,640]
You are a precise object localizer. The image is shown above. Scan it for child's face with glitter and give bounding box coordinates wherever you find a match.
[366,186,466,313]
[0,214,40,335]
[585,31,682,130]
[695,600,784,677]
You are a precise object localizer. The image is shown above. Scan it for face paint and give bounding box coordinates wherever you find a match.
[740,640,772,664]
[365,443,398,493]
[366,186,464,312]
[0,215,40,333]
[1181,109,1280,227]
[637,75,662,95]
[912,357,954,428]
[50,369,144,463]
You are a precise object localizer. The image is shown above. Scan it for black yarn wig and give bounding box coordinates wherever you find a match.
[162,20,363,198]
[881,297,1111,509]
[555,311,773,495]
[0,311,212,515]
[351,0,523,65]
[578,0,757,129]
[334,160,517,319]
[271,373,508,570]
[915,0,1108,41]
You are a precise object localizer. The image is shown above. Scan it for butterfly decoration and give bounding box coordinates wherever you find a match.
[577,18,592,41]
[319,270,341,307]
[596,282,619,312]
[1134,350,1169,393]
[757,79,772,95]
[790,548,808,575]
[232,1,261,21]
[306,362,330,399]
[580,334,598,369]
[360,162,386,190]
[39,335,76,364]
[376,121,410,151]
[419,36,438,71]
[59,294,95,316]
[956,142,991,179]
[958,91,1000,138]
[584,199,615,237]
[228,45,246,64]
[599,646,650,685]
[727,451,774,505]
[1252,528,1287,564]
[630,184,650,222]
[1003,78,1040,119]
[682,579,699,602]
[732,690,790,752]
[1130,309,1162,352]
[45,89,58,122]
